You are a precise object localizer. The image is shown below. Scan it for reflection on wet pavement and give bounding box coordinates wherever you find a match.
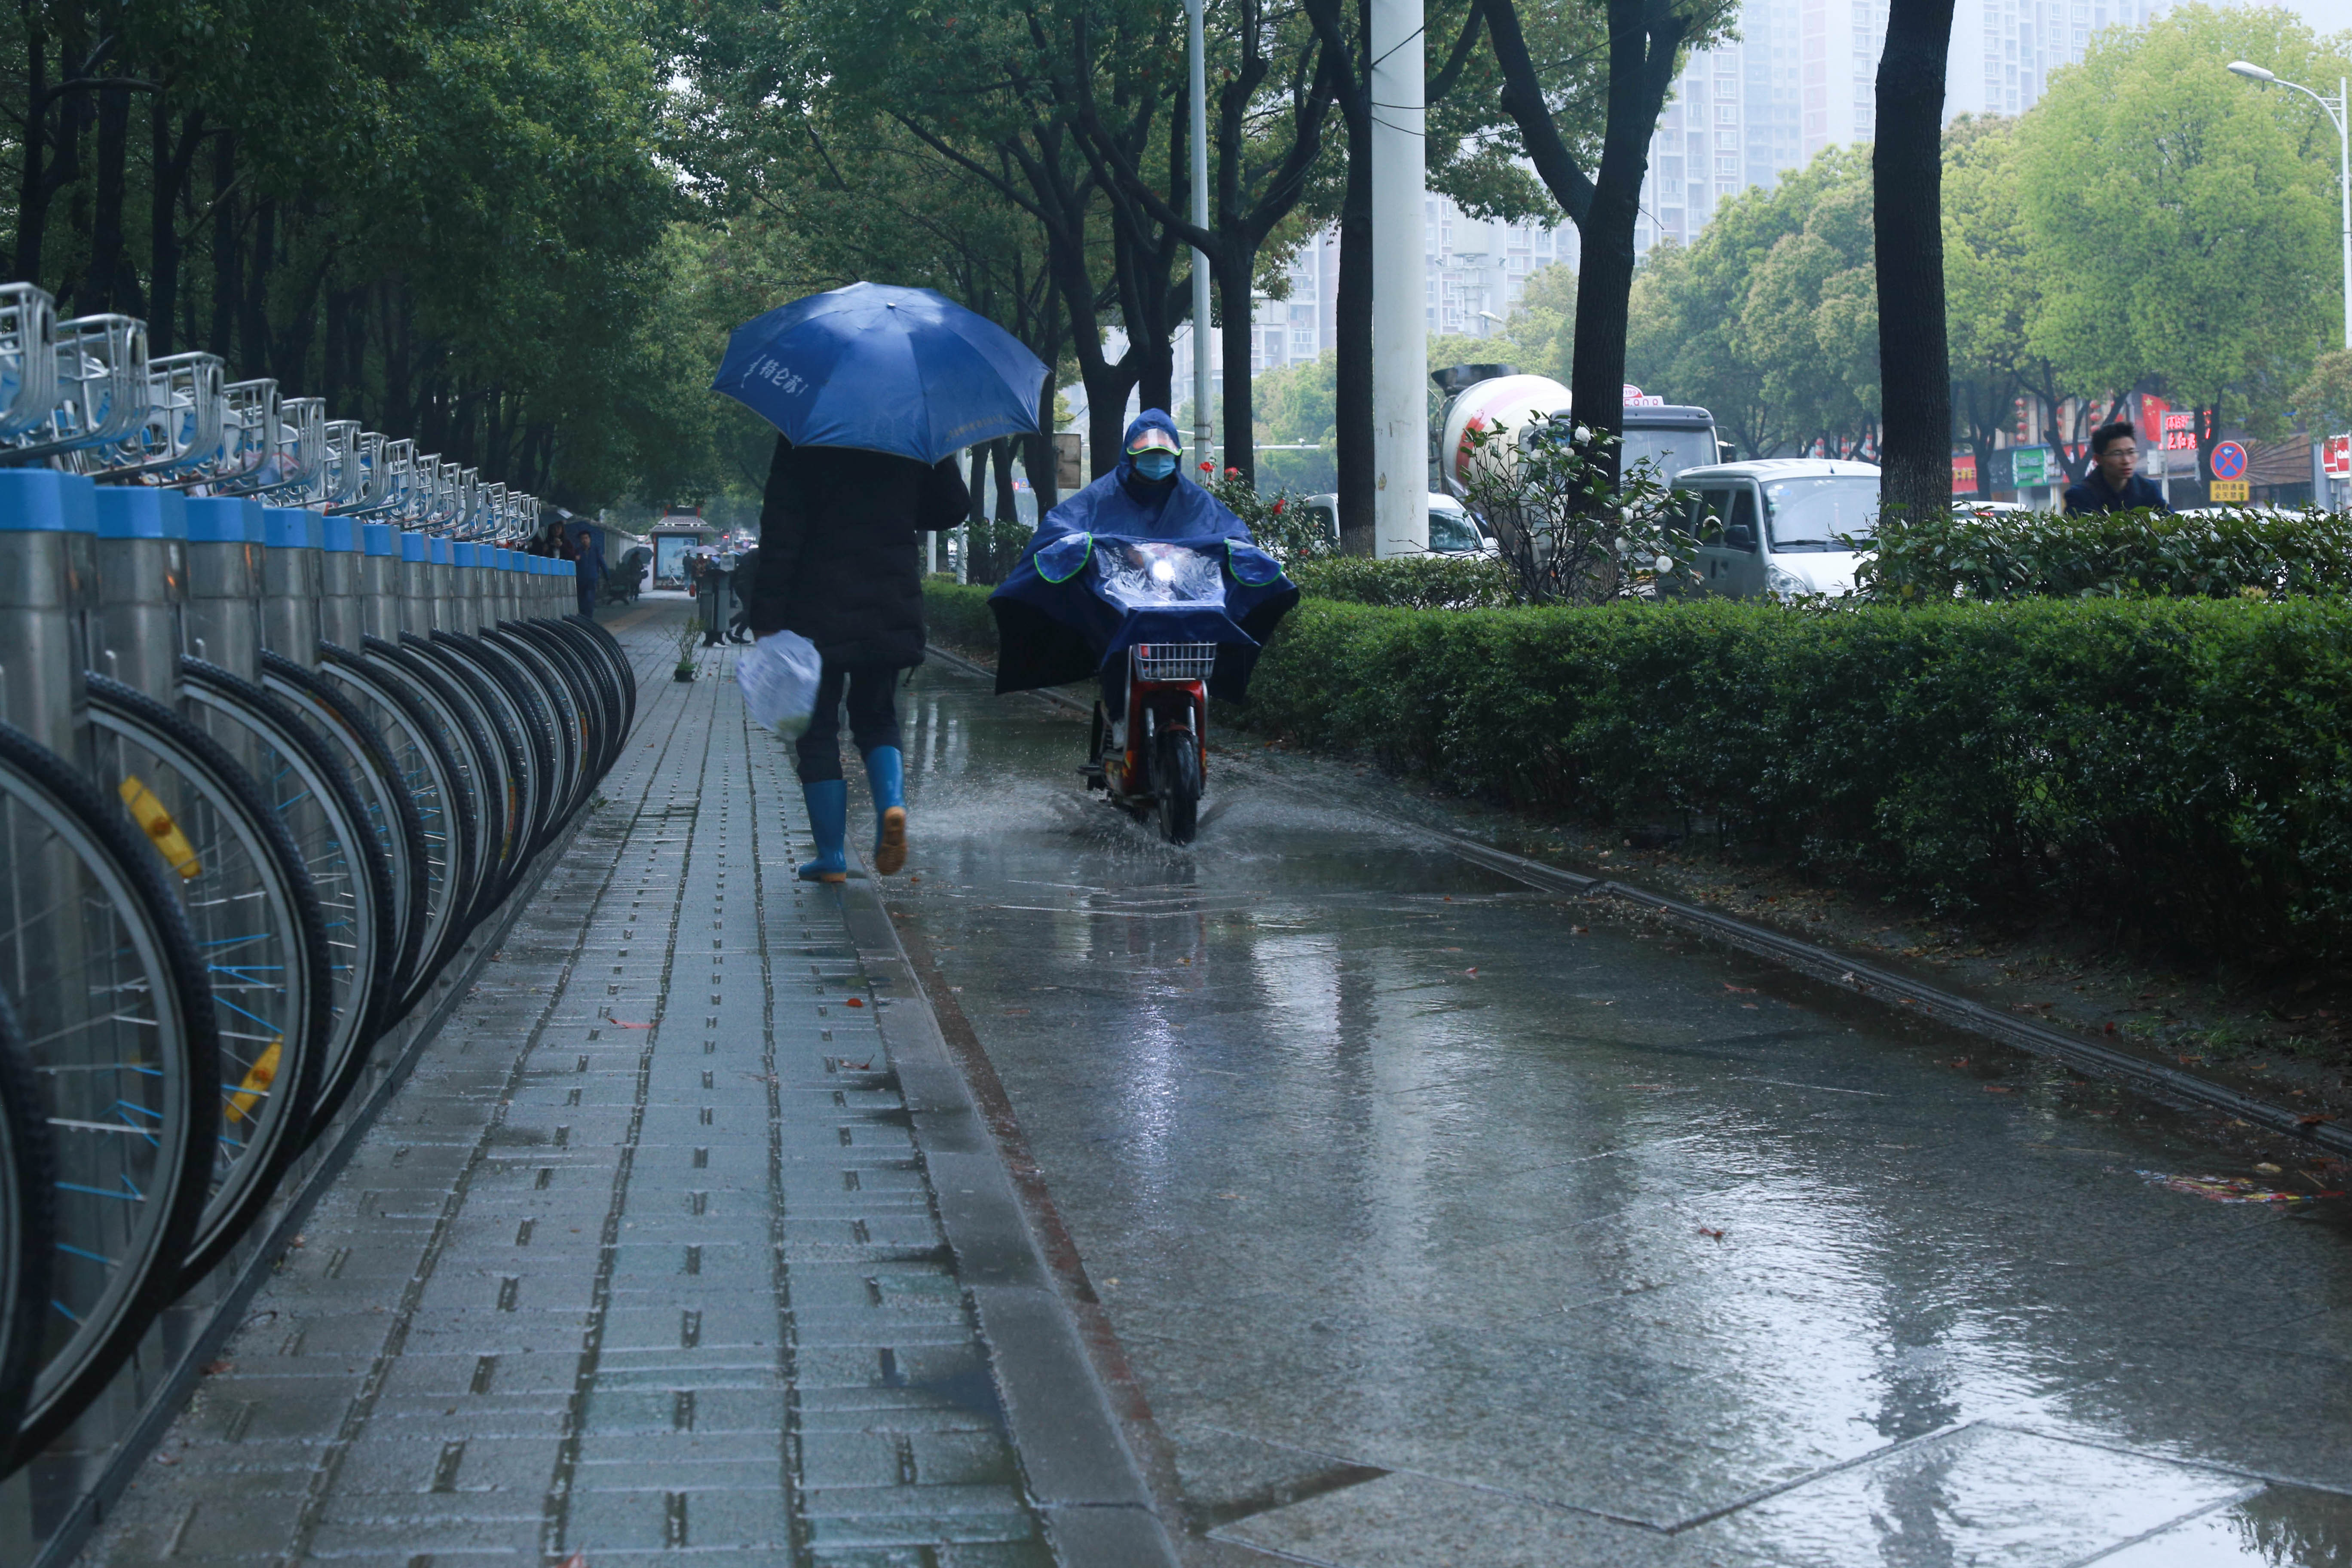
[883,661,2352,1567]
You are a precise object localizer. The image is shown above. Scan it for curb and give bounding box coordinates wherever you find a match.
[834,868,1183,1567]
[919,639,2352,1162]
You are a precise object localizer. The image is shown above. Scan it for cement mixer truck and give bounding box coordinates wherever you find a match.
[1430,363,1727,499]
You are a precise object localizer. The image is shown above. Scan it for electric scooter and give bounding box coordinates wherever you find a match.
[1085,637,1214,844]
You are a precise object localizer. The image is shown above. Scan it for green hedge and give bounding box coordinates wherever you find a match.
[1861,505,2352,602]
[1288,554,1517,609]
[923,578,998,656]
[1243,596,2352,963]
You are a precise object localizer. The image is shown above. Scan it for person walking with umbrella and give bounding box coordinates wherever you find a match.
[714,283,1046,882]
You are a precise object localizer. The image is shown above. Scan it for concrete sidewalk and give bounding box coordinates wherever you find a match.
[80,604,1169,1568]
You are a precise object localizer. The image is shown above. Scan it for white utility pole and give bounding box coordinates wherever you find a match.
[1369,0,1427,556]
[1186,0,1215,466]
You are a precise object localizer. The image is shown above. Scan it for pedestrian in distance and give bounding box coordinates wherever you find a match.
[570,529,601,619]
[2063,421,2173,516]
[744,436,969,883]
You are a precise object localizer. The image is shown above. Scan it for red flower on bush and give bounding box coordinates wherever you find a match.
[1225,466,1240,478]
[1200,461,1213,472]
[1272,499,1286,514]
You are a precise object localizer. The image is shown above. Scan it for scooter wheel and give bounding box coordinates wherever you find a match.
[1154,728,1200,845]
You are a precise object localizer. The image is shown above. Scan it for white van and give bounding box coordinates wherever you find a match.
[1668,459,1880,597]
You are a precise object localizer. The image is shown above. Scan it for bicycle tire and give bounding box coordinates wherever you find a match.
[320,644,475,1012]
[364,637,511,926]
[401,636,533,899]
[0,983,56,1473]
[565,614,637,737]
[438,633,561,853]
[494,623,597,819]
[180,659,395,1137]
[0,721,214,1461]
[260,650,428,1008]
[529,620,621,779]
[85,676,331,1280]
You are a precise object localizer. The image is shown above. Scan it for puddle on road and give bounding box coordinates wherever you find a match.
[873,663,2352,1567]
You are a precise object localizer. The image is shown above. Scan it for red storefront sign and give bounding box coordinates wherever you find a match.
[2326,435,2352,480]
[2162,411,2195,452]
[1951,453,1979,494]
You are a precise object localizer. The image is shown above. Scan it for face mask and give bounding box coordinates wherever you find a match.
[1132,450,1178,481]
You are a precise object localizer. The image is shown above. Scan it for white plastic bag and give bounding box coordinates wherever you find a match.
[737,629,823,738]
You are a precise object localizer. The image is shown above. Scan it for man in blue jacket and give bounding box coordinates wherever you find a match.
[2063,421,2172,515]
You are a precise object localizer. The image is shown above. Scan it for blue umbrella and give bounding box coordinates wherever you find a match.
[710,282,1048,466]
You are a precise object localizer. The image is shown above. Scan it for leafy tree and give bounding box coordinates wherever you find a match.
[2018,4,2346,490]
[1941,114,2030,498]
[1483,0,1736,493]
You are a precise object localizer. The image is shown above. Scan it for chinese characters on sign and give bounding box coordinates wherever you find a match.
[1951,453,1978,495]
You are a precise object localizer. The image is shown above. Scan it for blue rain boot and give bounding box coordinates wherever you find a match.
[798,779,848,884]
[865,746,908,876]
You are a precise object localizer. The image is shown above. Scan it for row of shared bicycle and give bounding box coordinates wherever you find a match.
[0,282,637,1473]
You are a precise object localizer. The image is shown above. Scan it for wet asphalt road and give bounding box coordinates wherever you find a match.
[880,657,2352,1567]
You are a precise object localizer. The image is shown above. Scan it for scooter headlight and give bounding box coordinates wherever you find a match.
[1150,558,1175,584]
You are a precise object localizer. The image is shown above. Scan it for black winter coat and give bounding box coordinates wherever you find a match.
[2061,471,2171,516]
[744,436,970,667]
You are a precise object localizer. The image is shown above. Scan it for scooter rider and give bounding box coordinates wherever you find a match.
[987,408,1297,755]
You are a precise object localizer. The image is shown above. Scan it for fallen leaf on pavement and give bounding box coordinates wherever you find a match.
[845,997,864,1008]
[201,1360,234,1375]
[1984,1085,2014,1094]
[1696,1226,1725,1241]
[1723,983,1757,993]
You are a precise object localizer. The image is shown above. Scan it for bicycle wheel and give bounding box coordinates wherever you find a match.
[0,722,214,1461]
[490,624,594,821]
[84,677,329,1280]
[565,613,637,738]
[437,633,562,852]
[406,636,537,890]
[531,619,623,778]
[362,637,509,927]
[318,645,474,1014]
[180,659,395,1135]
[0,983,55,1471]
[523,619,620,784]
[260,650,427,1006]
[494,626,591,816]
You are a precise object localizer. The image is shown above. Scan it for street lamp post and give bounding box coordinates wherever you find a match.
[2230,60,2352,352]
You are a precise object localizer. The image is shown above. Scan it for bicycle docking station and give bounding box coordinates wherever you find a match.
[0,279,637,1565]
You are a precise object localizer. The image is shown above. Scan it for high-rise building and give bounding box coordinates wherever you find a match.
[1636,0,2164,256]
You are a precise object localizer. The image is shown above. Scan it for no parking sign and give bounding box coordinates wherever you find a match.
[2210,441,2248,481]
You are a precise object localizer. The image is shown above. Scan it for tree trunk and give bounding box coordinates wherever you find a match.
[1874,0,1956,524]
[1334,89,1375,554]
[241,196,276,376]
[148,110,204,357]
[88,40,135,315]
[1485,0,1689,496]
[1216,249,1256,485]
[209,135,238,361]
[12,10,49,285]
[1026,323,1063,512]
[965,446,989,578]
[992,437,1020,551]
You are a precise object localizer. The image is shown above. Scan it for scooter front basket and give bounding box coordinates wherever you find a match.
[1130,641,1218,683]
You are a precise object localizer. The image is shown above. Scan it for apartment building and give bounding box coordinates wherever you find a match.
[1635,0,2163,256]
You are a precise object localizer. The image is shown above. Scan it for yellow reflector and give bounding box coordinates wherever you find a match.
[225,1039,282,1126]
[119,774,201,879]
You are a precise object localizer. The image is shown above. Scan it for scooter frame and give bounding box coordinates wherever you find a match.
[1084,642,1213,843]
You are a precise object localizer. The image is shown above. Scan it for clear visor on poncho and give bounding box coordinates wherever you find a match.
[1095,540,1226,609]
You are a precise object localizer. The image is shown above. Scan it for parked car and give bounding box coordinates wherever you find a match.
[1301,493,1498,556]
[1666,459,1880,597]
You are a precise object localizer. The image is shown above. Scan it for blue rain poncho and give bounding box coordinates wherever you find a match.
[988,410,1298,700]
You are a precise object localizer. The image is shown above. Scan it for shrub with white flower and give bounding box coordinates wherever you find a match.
[1458,413,1703,605]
